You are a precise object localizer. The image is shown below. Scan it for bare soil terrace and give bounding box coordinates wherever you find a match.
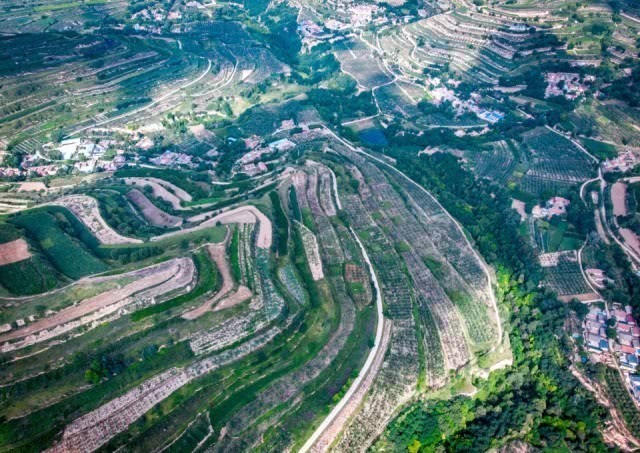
[0,258,193,345]
[123,177,191,210]
[0,238,31,265]
[182,243,252,319]
[52,195,143,244]
[611,182,628,217]
[127,188,183,228]
[157,205,272,249]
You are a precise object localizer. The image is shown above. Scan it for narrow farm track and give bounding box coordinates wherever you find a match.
[595,167,640,269]
[545,125,599,163]
[577,243,604,305]
[296,127,505,452]
[153,205,273,249]
[182,241,238,320]
[191,47,238,98]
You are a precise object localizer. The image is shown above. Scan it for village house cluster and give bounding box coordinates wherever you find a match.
[586,268,610,289]
[124,0,214,33]
[544,72,594,100]
[238,138,295,176]
[297,20,339,50]
[603,150,639,173]
[584,307,610,354]
[150,151,193,167]
[430,86,504,124]
[583,305,640,404]
[610,304,640,372]
[0,137,128,180]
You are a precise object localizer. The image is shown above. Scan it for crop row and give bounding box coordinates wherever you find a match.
[333,39,392,90]
[543,259,593,297]
[472,140,517,185]
[212,167,361,448]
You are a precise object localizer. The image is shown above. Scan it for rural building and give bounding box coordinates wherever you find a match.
[268,139,296,152]
[150,151,192,167]
[532,197,570,219]
[603,151,638,173]
[54,138,104,160]
[241,162,268,176]
[583,308,609,353]
[610,304,640,371]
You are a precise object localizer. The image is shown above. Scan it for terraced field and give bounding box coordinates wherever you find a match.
[0,138,509,452]
[517,127,596,197]
[2,0,633,449]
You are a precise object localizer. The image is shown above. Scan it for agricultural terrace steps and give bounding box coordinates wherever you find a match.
[123,177,192,211]
[67,59,213,137]
[0,256,182,303]
[0,257,193,344]
[0,228,226,304]
[127,189,183,228]
[303,159,342,211]
[294,220,324,281]
[299,223,385,452]
[152,205,272,249]
[50,194,143,245]
[322,126,503,348]
[182,237,246,320]
[136,177,192,201]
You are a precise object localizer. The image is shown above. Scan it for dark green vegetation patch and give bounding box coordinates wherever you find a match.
[10,210,108,280]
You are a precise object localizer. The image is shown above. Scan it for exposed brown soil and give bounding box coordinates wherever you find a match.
[611,182,628,217]
[182,243,252,320]
[145,177,192,201]
[123,178,188,210]
[17,182,47,192]
[620,228,640,257]
[213,286,252,312]
[0,239,31,266]
[0,259,191,342]
[155,206,272,249]
[558,292,601,302]
[127,189,183,228]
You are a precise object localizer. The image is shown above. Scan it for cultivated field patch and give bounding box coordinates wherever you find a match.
[0,239,31,265]
[52,195,143,244]
[127,189,183,228]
